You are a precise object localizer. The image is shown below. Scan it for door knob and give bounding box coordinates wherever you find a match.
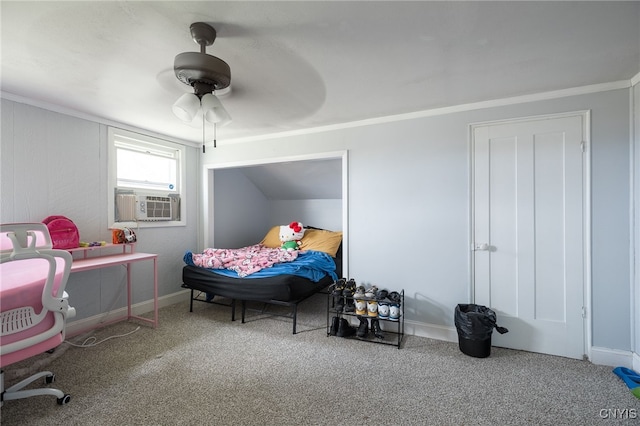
[473,243,490,251]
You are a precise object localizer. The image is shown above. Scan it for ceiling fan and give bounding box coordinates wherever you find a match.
[172,22,232,151]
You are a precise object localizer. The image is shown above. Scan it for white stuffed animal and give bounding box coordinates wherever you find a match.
[279,221,305,251]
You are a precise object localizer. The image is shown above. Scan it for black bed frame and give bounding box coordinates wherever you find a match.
[183,283,330,334]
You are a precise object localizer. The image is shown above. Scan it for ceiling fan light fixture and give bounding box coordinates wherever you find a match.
[172,22,233,150]
[201,93,232,126]
[172,92,200,122]
[204,109,232,126]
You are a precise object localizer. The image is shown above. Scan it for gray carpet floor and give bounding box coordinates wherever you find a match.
[1,293,639,425]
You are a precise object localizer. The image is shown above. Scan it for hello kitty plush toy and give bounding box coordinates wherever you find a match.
[280,221,305,251]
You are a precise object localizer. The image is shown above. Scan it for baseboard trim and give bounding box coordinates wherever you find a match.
[405,324,639,368]
[404,320,458,343]
[65,289,190,337]
[590,346,635,368]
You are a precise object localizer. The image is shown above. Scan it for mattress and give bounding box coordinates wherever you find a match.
[182,265,333,302]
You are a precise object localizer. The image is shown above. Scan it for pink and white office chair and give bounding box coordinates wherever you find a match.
[0,223,76,406]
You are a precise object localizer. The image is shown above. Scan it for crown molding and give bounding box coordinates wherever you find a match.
[226,80,633,144]
[0,91,199,148]
[3,78,635,146]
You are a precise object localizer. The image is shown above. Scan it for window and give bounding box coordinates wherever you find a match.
[108,127,186,227]
[116,144,177,192]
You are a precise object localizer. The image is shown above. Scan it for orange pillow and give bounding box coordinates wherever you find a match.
[299,229,343,257]
[260,226,343,257]
[259,226,281,248]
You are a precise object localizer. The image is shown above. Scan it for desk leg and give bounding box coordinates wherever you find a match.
[152,257,158,328]
[127,263,132,320]
[125,258,158,328]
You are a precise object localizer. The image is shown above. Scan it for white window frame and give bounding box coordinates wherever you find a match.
[108,127,187,228]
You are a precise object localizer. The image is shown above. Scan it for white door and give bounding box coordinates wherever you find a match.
[472,113,587,359]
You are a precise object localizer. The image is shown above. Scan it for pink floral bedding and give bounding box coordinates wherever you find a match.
[190,244,299,277]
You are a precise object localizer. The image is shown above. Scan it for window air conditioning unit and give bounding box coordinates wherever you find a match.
[116,193,174,222]
[136,195,172,221]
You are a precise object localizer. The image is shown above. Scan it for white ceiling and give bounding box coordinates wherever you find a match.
[1,1,639,145]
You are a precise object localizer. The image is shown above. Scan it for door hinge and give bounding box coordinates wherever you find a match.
[580,141,586,152]
[581,306,587,319]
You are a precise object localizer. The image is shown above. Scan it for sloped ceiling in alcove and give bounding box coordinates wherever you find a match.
[238,159,342,200]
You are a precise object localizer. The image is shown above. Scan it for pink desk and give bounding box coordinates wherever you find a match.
[69,244,158,329]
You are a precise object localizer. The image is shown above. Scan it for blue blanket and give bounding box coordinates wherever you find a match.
[184,249,338,282]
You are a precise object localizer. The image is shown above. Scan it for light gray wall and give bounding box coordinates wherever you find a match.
[634,82,640,359]
[204,88,634,352]
[0,99,199,322]
[586,90,632,351]
[213,195,342,247]
[213,168,271,248]
[213,165,342,248]
[268,199,342,232]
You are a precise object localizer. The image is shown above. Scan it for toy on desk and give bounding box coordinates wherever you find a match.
[79,241,107,247]
[111,228,136,244]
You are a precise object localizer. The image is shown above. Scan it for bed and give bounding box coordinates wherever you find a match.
[181,226,343,334]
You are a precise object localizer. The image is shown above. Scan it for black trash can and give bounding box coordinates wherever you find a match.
[454,304,508,358]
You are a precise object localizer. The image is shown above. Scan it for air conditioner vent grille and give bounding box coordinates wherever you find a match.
[138,195,172,221]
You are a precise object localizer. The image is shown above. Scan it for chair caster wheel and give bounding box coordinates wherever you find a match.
[57,394,71,405]
[45,374,55,384]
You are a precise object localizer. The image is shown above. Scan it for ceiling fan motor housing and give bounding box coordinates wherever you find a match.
[174,22,231,94]
[174,52,231,91]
